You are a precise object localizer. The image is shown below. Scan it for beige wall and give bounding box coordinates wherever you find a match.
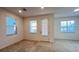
[0,8,23,49]
[0,8,54,49]
[54,16,79,40]
[23,14,54,42]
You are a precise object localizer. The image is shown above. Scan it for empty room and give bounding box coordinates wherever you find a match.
[0,7,79,52]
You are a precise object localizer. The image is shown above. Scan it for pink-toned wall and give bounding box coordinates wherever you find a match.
[0,8,54,49]
[0,8,23,49]
[23,14,54,42]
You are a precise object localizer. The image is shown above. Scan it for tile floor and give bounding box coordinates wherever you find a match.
[54,39,79,52]
[0,40,53,52]
[1,39,79,52]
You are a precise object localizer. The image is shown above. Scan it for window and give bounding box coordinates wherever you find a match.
[41,18,48,36]
[6,16,17,35]
[30,20,37,33]
[60,20,75,32]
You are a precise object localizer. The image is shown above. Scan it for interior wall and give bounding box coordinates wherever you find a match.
[54,16,79,40]
[23,14,54,42]
[0,8,23,49]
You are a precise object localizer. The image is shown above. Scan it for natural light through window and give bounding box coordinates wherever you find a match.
[60,20,75,32]
[30,20,37,33]
[6,16,17,35]
[41,18,48,36]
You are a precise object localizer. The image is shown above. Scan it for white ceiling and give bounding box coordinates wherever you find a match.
[4,7,79,18]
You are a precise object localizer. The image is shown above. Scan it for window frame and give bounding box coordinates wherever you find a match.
[29,19,37,33]
[6,16,17,36]
[60,20,75,33]
[41,18,48,36]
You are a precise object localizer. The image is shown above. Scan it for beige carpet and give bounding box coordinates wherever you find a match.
[0,40,53,52]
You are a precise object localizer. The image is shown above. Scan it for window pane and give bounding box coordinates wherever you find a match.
[68,20,75,32]
[61,21,67,27]
[30,20,37,33]
[60,20,75,32]
[6,16,17,35]
[41,18,48,36]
